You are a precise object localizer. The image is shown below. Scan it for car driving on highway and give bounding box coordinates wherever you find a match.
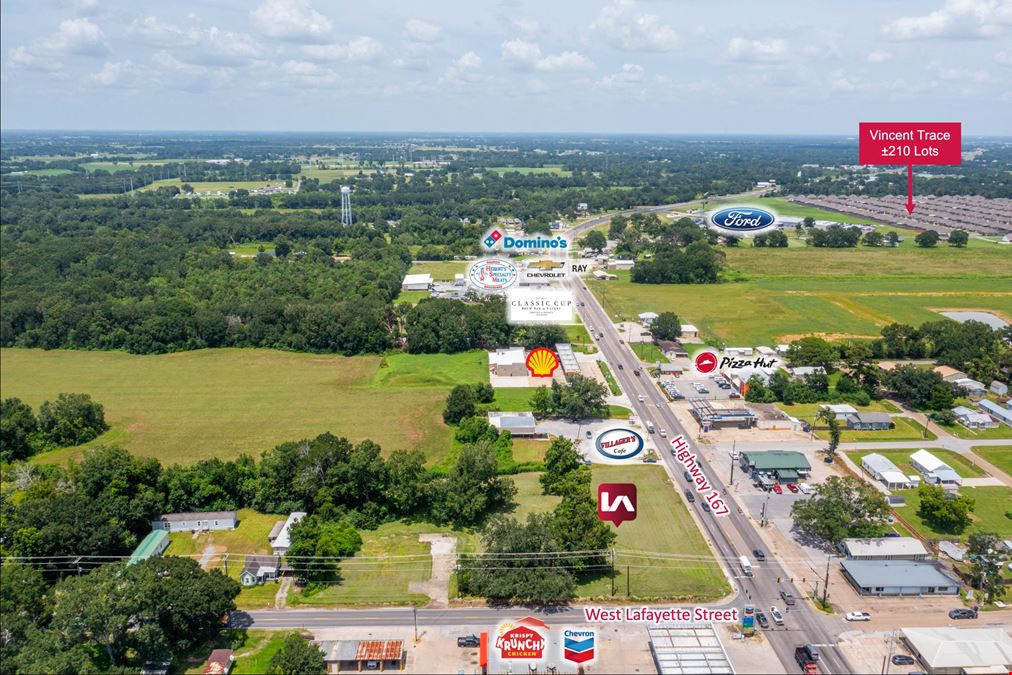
[769,606,784,625]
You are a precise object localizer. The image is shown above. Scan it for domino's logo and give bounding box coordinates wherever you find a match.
[484,229,504,249]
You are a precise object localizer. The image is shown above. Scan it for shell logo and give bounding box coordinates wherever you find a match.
[526,347,560,378]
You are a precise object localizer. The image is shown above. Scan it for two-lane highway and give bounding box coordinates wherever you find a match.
[565,214,853,674]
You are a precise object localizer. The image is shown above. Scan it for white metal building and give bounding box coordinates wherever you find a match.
[638,311,659,326]
[841,537,928,561]
[841,560,960,596]
[151,511,237,532]
[861,453,911,489]
[980,399,1012,426]
[271,512,307,555]
[488,347,527,377]
[400,273,432,291]
[648,624,734,675]
[487,411,537,436]
[910,449,962,486]
[901,627,1012,675]
[952,405,998,429]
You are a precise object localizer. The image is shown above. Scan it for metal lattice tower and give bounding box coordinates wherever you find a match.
[340,186,353,225]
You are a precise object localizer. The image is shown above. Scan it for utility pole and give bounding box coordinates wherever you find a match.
[223,553,228,576]
[413,607,419,643]
[760,490,771,527]
[882,629,896,675]
[610,550,615,596]
[822,554,831,605]
[626,566,630,596]
[729,440,737,485]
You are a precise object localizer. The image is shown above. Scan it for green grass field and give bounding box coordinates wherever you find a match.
[971,445,1012,477]
[288,520,434,607]
[5,348,487,466]
[512,439,549,465]
[227,242,275,256]
[582,465,729,600]
[813,416,936,442]
[14,168,76,176]
[407,260,470,280]
[139,178,287,193]
[630,341,665,363]
[942,423,1012,440]
[487,165,572,176]
[893,486,1012,540]
[847,449,987,479]
[589,240,1012,344]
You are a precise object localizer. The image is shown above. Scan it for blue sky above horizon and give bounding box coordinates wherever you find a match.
[2,0,1010,134]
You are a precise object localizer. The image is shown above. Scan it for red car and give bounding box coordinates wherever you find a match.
[729,391,741,399]
[772,483,783,494]
[786,482,799,493]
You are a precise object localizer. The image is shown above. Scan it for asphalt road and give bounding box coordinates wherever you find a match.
[565,210,854,674]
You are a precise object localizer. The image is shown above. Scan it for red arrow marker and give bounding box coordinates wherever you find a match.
[905,163,916,214]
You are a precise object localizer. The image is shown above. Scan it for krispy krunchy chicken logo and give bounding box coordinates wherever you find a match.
[496,618,548,659]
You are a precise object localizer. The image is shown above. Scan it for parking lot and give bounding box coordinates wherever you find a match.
[659,371,742,402]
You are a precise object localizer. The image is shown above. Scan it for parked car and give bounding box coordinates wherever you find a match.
[780,590,796,606]
[786,483,798,493]
[755,610,769,629]
[752,549,766,562]
[772,483,783,494]
[684,490,695,503]
[797,483,811,494]
[845,611,871,622]
[769,606,784,625]
[885,532,901,538]
[891,655,915,666]
[823,455,834,463]
[800,421,811,433]
[729,391,741,398]
[457,635,480,647]
[948,608,977,619]
[698,386,709,394]
[642,457,657,464]
[586,430,593,438]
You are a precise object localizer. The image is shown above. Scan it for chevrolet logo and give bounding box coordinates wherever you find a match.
[527,260,565,270]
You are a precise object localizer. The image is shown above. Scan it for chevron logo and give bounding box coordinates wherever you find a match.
[563,629,595,664]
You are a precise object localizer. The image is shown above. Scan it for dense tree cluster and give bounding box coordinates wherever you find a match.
[0,557,239,673]
[753,230,788,247]
[917,483,974,533]
[530,376,609,420]
[807,225,862,248]
[649,312,682,341]
[631,240,725,284]
[2,393,109,462]
[875,320,1009,383]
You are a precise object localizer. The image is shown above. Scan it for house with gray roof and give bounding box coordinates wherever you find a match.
[487,411,537,436]
[151,511,237,533]
[845,412,892,430]
[980,399,1012,426]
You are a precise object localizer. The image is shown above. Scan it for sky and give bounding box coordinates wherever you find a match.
[1,0,1011,134]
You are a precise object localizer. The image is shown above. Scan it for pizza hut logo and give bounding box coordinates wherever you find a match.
[496,617,548,659]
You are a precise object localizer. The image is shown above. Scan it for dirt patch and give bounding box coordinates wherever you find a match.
[409,534,457,608]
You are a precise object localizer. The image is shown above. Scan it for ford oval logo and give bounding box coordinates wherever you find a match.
[710,206,777,233]
[468,258,518,290]
[595,427,645,460]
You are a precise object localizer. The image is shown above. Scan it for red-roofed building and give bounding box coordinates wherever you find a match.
[318,639,405,672]
[203,649,234,675]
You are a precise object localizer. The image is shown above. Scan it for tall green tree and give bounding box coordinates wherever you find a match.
[947,229,968,247]
[443,384,477,424]
[0,397,38,462]
[790,476,890,543]
[966,531,1003,602]
[580,230,607,253]
[37,393,108,447]
[650,312,682,341]
[266,633,327,675]
[917,483,974,533]
[816,408,841,458]
[915,230,940,247]
[540,437,589,496]
[285,516,363,583]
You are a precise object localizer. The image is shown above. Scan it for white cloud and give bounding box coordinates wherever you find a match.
[996,48,1012,64]
[600,63,644,87]
[404,19,441,43]
[184,28,260,67]
[74,0,99,16]
[929,62,990,81]
[512,18,541,38]
[501,39,593,71]
[7,17,108,71]
[591,0,678,52]
[725,36,788,63]
[867,50,893,63]
[88,60,148,87]
[129,16,198,48]
[251,0,332,43]
[303,36,384,62]
[829,70,861,91]
[439,51,483,87]
[392,42,433,71]
[882,0,1012,40]
[281,59,338,85]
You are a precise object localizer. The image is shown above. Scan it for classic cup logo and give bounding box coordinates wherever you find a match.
[468,258,518,290]
[597,483,637,526]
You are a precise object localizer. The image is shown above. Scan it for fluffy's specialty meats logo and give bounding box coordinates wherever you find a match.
[495,617,548,659]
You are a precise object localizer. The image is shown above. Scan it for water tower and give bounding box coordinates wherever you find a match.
[340,186,353,225]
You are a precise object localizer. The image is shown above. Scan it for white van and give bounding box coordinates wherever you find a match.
[739,555,753,577]
[798,482,811,494]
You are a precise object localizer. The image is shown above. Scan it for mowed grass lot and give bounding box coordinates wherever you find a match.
[4,348,488,466]
[972,445,1012,477]
[892,486,1012,540]
[487,165,572,176]
[846,449,987,478]
[941,422,1012,440]
[589,236,1012,344]
[138,178,287,193]
[583,465,729,600]
[407,260,470,280]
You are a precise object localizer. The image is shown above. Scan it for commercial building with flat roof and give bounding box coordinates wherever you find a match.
[840,537,928,561]
[400,273,432,291]
[901,627,1012,675]
[488,346,527,377]
[738,450,811,482]
[841,560,959,596]
[554,343,580,375]
[488,411,537,436]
